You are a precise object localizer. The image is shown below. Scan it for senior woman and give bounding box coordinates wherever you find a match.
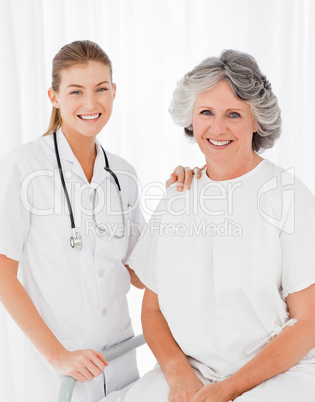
[123,49,315,402]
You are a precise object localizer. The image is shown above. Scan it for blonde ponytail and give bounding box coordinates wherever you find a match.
[43,107,62,136]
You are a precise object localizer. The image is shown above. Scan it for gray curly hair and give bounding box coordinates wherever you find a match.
[169,49,281,152]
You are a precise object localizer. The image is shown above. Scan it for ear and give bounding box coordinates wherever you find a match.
[252,118,258,133]
[48,88,60,109]
[112,83,116,101]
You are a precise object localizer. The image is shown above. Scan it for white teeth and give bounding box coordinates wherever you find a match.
[209,139,231,146]
[79,114,100,120]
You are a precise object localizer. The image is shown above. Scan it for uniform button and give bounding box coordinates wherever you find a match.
[99,269,105,277]
[102,308,107,316]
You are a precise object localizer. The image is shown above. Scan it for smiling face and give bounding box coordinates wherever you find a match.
[192,80,259,179]
[48,61,116,140]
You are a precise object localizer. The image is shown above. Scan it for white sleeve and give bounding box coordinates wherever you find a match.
[122,165,146,264]
[126,196,167,293]
[123,204,146,265]
[280,178,315,298]
[0,153,31,261]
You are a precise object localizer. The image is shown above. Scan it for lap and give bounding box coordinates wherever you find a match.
[123,362,315,402]
[99,382,136,402]
[235,363,315,402]
[123,365,211,402]
[123,366,170,402]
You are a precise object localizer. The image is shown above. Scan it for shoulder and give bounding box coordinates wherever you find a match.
[103,149,138,176]
[0,136,54,172]
[100,149,142,203]
[0,137,52,192]
[258,159,315,201]
[101,149,140,195]
[257,159,315,235]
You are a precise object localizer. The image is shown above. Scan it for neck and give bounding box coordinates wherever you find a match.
[62,128,97,183]
[206,152,263,181]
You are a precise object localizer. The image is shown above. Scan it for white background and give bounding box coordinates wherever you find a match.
[0,0,314,400]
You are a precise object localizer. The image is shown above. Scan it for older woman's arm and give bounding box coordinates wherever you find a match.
[142,287,204,401]
[192,284,315,402]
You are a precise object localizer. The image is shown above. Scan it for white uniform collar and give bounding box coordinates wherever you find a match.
[55,128,108,185]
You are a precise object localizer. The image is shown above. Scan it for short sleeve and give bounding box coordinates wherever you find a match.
[122,203,146,265]
[121,165,146,264]
[280,178,315,298]
[0,153,31,261]
[126,195,167,293]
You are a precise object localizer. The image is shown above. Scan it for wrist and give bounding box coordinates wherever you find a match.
[219,376,242,401]
[162,358,199,387]
[47,343,67,368]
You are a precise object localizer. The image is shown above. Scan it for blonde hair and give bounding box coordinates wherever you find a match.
[44,40,112,136]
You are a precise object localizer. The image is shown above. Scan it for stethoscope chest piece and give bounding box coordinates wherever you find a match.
[70,231,83,251]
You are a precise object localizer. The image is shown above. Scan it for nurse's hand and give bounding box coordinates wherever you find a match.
[169,377,204,402]
[166,165,206,192]
[53,348,108,383]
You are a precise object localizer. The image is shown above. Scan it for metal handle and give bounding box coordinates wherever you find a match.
[58,334,146,402]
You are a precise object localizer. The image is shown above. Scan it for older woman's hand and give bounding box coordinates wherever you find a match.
[166,165,206,191]
[191,381,232,402]
[169,377,204,402]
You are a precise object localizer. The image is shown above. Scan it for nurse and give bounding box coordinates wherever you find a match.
[124,49,315,401]
[0,40,195,402]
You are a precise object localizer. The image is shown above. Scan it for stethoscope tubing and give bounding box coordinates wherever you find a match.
[53,132,125,249]
[53,132,76,230]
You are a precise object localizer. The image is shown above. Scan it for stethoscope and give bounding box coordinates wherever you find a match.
[53,132,126,251]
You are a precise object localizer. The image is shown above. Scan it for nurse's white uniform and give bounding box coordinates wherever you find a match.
[125,160,315,401]
[0,130,144,402]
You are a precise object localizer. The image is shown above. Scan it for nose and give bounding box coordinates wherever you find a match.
[83,92,97,110]
[210,116,226,136]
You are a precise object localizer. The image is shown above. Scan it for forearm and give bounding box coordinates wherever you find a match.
[0,260,65,364]
[125,265,145,289]
[222,318,315,400]
[142,291,198,386]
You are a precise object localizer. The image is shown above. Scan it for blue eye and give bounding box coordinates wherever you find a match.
[201,110,212,115]
[70,90,81,95]
[229,112,240,118]
[97,87,108,92]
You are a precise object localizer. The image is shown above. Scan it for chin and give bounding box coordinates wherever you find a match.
[77,128,102,138]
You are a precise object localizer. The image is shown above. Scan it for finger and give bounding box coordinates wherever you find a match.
[72,351,105,381]
[183,167,193,189]
[166,174,176,188]
[176,172,185,192]
[95,351,108,366]
[193,167,201,179]
[78,367,94,382]
[75,372,88,383]
[172,165,185,176]
[86,353,107,377]
[200,164,207,171]
[85,361,103,378]
[166,178,172,188]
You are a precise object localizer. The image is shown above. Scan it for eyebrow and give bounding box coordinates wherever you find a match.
[196,106,245,112]
[66,81,110,89]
